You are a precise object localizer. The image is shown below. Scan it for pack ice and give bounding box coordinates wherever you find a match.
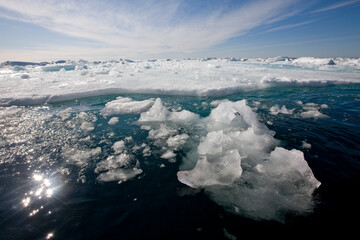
[1,57,360,106]
[139,98,321,221]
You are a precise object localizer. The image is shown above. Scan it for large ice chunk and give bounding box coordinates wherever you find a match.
[176,99,321,221]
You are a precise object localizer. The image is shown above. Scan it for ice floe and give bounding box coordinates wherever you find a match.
[1,57,359,106]
[101,97,155,116]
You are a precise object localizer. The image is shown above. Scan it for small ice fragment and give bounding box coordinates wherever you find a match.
[270,104,294,115]
[80,122,94,131]
[255,164,265,173]
[223,228,237,240]
[125,136,133,142]
[97,168,142,183]
[161,150,176,159]
[112,140,125,153]
[56,108,72,120]
[108,117,119,125]
[302,141,311,149]
[301,110,328,119]
[320,104,328,109]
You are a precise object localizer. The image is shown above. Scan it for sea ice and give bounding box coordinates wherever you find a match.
[101,97,155,116]
[2,58,359,106]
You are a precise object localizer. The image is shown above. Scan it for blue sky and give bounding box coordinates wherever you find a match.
[0,0,359,61]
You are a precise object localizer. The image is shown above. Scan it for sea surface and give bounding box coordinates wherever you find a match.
[0,83,359,239]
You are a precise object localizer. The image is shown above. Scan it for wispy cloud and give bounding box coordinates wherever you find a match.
[0,0,302,57]
[311,0,360,14]
[265,19,318,33]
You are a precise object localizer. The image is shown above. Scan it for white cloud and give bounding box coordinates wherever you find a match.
[311,0,360,14]
[265,19,318,33]
[0,0,301,57]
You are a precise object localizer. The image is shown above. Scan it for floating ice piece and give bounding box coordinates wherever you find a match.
[176,99,321,221]
[161,150,176,160]
[320,104,328,109]
[142,145,151,157]
[302,141,312,149]
[80,122,94,131]
[63,146,101,167]
[56,108,72,120]
[139,98,198,122]
[112,140,126,154]
[97,168,142,183]
[95,153,132,173]
[300,102,328,119]
[301,110,328,119]
[101,97,155,116]
[108,117,119,125]
[270,104,295,115]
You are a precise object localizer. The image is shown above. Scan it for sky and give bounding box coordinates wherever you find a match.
[0,0,359,61]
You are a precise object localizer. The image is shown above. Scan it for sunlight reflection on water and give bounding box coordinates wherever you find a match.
[21,173,59,218]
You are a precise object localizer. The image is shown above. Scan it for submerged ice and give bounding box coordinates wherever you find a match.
[138,98,321,221]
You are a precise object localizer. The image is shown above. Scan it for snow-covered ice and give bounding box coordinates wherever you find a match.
[1,57,359,106]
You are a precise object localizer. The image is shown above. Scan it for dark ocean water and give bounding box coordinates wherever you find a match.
[1,84,359,239]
